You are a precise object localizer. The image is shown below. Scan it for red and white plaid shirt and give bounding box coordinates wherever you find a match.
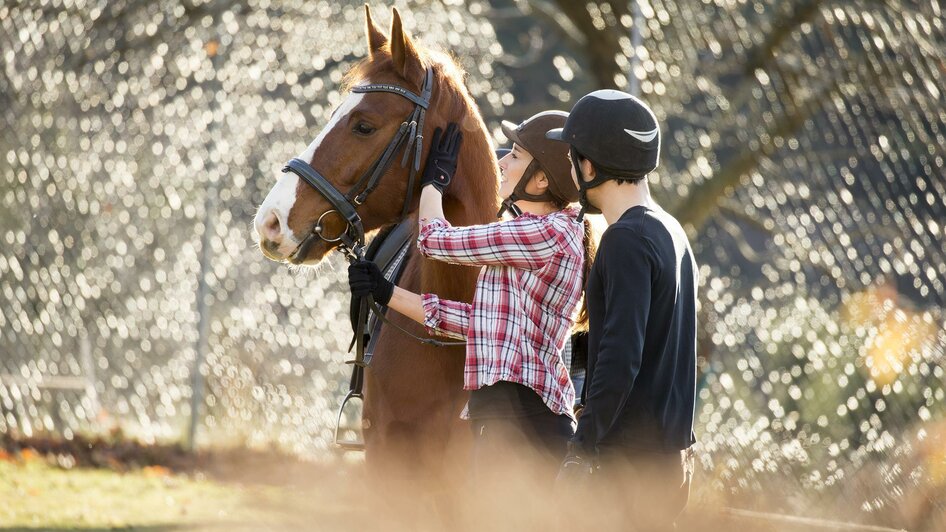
[417,207,584,419]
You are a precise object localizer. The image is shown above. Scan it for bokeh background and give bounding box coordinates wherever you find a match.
[1,0,944,529]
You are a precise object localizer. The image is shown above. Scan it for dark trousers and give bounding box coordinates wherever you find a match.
[463,382,574,516]
[464,403,574,529]
[470,409,574,483]
[592,446,695,531]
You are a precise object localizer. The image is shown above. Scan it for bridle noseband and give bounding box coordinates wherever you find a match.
[282,67,434,263]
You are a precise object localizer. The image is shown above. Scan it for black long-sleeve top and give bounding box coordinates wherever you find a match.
[574,205,698,452]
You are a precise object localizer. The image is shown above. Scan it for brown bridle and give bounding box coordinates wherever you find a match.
[282,67,434,264]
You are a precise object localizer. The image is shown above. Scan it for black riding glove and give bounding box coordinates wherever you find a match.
[347,260,394,306]
[555,441,597,486]
[421,123,463,193]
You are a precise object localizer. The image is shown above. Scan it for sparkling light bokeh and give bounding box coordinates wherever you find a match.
[1,0,944,526]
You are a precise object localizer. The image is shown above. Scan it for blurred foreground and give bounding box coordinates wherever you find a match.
[0,446,360,531]
[0,435,935,531]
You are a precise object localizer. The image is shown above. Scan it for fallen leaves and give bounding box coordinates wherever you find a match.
[143,465,172,478]
[19,449,41,463]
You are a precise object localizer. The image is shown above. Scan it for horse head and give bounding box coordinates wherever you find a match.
[255,6,496,264]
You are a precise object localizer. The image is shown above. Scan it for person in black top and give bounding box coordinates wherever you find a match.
[547,90,698,530]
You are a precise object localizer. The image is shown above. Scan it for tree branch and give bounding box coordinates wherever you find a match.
[494,26,547,68]
[521,0,588,49]
[742,0,825,76]
[672,76,837,231]
[541,0,625,88]
[673,35,892,231]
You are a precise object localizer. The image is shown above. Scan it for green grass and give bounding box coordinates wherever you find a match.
[0,458,302,531]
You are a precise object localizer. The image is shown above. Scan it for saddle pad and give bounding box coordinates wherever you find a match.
[363,237,411,366]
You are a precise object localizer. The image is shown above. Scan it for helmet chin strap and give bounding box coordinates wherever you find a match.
[497,196,523,218]
[571,147,604,221]
[497,159,551,218]
[575,188,600,222]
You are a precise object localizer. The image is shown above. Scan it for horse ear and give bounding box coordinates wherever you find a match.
[365,4,386,57]
[390,8,423,82]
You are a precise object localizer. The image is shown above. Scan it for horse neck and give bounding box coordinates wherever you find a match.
[417,120,497,303]
[445,129,497,227]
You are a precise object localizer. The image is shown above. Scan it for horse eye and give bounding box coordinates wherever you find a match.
[353,122,376,136]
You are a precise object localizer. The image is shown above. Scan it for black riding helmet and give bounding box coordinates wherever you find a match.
[497,111,577,217]
[547,90,661,219]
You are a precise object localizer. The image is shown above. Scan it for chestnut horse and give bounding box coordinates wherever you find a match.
[253,7,497,485]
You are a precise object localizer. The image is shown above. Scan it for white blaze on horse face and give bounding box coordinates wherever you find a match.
[297,92,364,167]
[255,92,364,252]
[255,170,299,252]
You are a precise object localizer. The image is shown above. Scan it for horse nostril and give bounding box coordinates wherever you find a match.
[263,239,280,253]
[260,210,282,242]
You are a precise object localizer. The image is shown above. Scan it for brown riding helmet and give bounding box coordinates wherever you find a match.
[500,111,578,207]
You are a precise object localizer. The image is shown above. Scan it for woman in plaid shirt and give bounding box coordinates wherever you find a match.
[349,112,594,482]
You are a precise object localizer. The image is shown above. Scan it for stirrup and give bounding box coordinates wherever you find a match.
[334,390,365,451]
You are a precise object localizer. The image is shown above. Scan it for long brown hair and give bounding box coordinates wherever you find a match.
[572,217,597,333]
[547,184,597,333]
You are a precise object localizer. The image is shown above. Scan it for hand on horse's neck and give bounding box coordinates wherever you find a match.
[444,132,498,227]
[415,132,496,304]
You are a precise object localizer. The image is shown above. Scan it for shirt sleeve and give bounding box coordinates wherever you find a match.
[421,293,470,341]
[417,216,566,271]
[573,228,654,452]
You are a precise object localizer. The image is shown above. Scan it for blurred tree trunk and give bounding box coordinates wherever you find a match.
[541,0,629,89]
[530,0,830,231]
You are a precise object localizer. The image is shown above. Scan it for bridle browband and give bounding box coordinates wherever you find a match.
[282,67,435,263]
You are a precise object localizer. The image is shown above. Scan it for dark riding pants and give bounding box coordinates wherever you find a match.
[461,382,574,528]
[467,381,574,485]
[593,446,695,531]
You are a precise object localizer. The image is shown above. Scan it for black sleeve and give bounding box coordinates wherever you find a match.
[573,229,653,452]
